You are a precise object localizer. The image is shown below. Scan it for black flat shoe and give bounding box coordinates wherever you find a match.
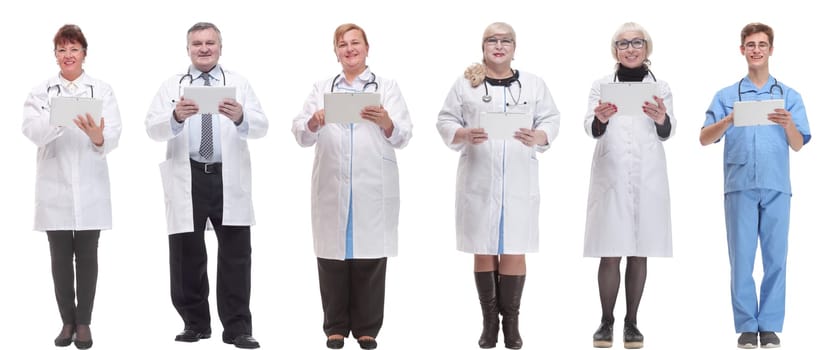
[55,325,75,347]
[73,338,93,349]
[358,338,378,349]
[623,321,644,349]
[593,319,614,348]
[326,337,345,349]
[175,329,211,342]
[224,335,260,349]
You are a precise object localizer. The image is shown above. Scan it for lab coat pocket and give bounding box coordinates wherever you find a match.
[382,156,400,199]
[35,157,61,205]
[159,159,190,214]
[529,156,540,198]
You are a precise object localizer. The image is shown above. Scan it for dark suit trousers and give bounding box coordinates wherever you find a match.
[169,161,252,338]
[47,230,100,325]
[317,257,387,338]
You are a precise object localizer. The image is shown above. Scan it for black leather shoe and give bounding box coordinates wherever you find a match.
[623,321,644,349]
[593,319,614,348]
[74,338,93,349]
[357,338,378,349]
[223,335,260,349]
[55,325,75,347]
[326,337,345,349]
[175,329,211,342]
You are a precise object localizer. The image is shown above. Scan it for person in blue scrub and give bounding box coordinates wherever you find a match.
[700,22,811,349]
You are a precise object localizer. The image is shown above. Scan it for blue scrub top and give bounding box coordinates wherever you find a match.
[703,75,811,194]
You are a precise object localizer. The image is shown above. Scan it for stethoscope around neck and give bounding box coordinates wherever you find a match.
[737,78,783,101]
[47,83,94,99]
[331,72,378,92]
[178,65,227,86]
[481,70,525,106]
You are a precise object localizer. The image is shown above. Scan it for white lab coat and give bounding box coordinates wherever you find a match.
[437,71,560,254]
[22,73,122,231]
[292,71,412,260]
[146,66,268,234]
[583,74,674,257]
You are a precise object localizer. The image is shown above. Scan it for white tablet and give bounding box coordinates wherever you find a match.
[600,82,657,117]
[182,86,236,114]
[733,99,783,127]
[49,96,103,127]
[477,112,533,141]
[324,93,381,124]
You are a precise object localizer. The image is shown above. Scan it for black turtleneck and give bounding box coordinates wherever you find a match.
[485,69,520,86]
[592,65,672,138]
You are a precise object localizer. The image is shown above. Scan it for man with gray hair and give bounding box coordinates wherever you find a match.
[146,22,268,349]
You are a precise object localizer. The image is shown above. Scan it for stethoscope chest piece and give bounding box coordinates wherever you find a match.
[482,95,492,103]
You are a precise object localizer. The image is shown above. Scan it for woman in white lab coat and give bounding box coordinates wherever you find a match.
[22,24,121,349]
[437,22,559,350]
[292,23,412,350]
[583,22,674,349]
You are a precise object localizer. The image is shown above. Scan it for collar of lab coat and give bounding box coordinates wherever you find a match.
[335,66,373,87]
[48,71,92,90]
[189,64,223,85]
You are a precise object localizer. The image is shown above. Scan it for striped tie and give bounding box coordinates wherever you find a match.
[198,72,213,160]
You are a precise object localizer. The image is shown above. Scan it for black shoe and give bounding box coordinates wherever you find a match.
[623,321,644,349]
[737,332,758,349]
[759,332,780,348]
[593,319,614,348]
[223,335,260,349]
[326,337,345,349]
[175,329,211,342]
[73,339,93,349]
[357,338,378,349]
[55,325,75,347]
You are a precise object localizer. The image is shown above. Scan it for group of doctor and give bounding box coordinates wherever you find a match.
[22,19,809,350]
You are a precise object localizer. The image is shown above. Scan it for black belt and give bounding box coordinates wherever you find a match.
[190,159,222,174]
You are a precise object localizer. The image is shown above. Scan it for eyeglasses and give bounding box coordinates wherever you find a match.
[484,37,515,47]
[55,47,83,57]
[744,41,770,51]
[615,38,647,50]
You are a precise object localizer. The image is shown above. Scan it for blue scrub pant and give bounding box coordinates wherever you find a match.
[724,189,789,333]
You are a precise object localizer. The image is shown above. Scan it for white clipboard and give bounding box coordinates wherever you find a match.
[600,82,657,117]
[49,96,103,127]
[182,86,236,114]
[477,112,533,140]
[733,99,783,127]
[324,92,381,124]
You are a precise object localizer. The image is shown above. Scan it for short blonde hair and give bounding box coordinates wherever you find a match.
[482,22,516,49]
[610,22,652,63]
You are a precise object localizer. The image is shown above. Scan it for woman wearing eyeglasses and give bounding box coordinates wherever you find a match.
[437,22,560,350]
[22,24,122,349]
[582,22,675,349]
[291,23,413,350]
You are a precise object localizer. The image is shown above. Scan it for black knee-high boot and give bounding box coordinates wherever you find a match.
[475,271,499,348]
[499,275,525,349]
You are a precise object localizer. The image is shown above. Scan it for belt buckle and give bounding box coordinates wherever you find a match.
[204,163,213,174]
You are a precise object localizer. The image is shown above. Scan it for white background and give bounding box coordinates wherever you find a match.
[1,0,829,349]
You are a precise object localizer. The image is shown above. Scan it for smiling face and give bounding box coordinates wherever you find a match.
[335,29,369,75]
[54,40,86,81]
[615,31,646,69]
[741,32,772,70]
[188,28,222,72]
[482,33,515,68]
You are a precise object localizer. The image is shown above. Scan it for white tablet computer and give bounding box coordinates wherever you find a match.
[477,112,533,141]
[733,99,783,127]
[324,92,381,124]
[49,96,103,127]
[182,86,236,114]
[600,82,657,117]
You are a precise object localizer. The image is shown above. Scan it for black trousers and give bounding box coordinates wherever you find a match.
[169,160,252,338]
[47,230,100,325]
[317,257,387,338]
